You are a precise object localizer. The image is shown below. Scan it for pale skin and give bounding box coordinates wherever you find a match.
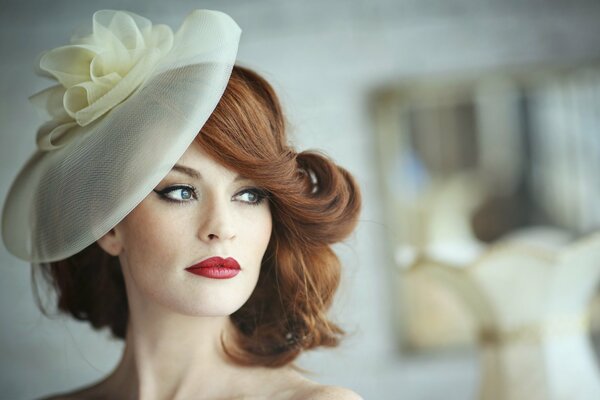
[44,142,361,400]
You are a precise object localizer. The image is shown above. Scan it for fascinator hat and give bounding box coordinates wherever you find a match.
[1,10,241,262]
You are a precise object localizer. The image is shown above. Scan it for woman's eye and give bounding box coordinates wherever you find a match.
[153,185,197,203]
[234,188,267,205]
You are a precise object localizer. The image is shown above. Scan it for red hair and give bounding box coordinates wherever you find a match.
[35,65,361,367]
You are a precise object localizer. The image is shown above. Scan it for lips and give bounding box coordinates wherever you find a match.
[185,256,240,279]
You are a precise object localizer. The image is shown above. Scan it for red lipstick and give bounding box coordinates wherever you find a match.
[185,257,240,279]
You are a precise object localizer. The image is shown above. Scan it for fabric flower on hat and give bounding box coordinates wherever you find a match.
[30,10,174,151]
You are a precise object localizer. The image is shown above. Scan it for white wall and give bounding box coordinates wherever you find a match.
[1,0,600,398]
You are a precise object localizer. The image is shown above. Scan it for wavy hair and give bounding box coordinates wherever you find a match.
[35,65,361,367]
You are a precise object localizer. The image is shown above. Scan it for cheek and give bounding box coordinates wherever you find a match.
[260,218,272,254]
[118,203,187,277]
[240,207,272,259]
[116,202,200,313]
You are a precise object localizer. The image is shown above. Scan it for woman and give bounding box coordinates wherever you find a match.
[2,9,361,399]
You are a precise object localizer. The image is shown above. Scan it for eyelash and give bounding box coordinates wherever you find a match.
[153,185,268,206]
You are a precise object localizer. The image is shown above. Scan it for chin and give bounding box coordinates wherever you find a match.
[179,300,248,317]
[151,290,253,318]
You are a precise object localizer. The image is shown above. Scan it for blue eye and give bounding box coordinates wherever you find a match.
[153,185,197,203]
[153,186,267,206]
[234,188,267,205]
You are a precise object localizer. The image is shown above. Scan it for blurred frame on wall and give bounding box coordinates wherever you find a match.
[371,63,600,354]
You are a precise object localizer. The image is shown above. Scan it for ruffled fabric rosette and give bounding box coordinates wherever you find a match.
[2,10,241,262]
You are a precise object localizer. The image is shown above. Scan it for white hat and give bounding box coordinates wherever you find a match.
[1,9,241,262]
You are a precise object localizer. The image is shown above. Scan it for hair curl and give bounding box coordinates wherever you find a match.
[35,65,361,367]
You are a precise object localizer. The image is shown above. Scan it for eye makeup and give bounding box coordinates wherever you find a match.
[233,188,268,206]
[153,185,269,206]
[153,185,197,204]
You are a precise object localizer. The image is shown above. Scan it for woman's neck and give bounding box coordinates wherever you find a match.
[104,301,244,400]
[93,276,310,400]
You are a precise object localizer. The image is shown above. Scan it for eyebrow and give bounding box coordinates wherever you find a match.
[171,164,246,182]
[172,164,201,179]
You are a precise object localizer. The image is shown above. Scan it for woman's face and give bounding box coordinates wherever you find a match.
[101,142,272,317]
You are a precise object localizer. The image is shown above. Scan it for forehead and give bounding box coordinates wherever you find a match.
[169,142,240,182]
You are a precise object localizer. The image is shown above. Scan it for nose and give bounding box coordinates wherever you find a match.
[197,194,236,242]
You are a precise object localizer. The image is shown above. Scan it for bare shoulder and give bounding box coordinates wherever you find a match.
[269,368,361,400]
[290,384,363,400]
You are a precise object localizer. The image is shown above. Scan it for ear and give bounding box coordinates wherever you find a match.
[96,227,123,256]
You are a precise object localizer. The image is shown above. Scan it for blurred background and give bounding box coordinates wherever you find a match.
[2,0,600,399]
